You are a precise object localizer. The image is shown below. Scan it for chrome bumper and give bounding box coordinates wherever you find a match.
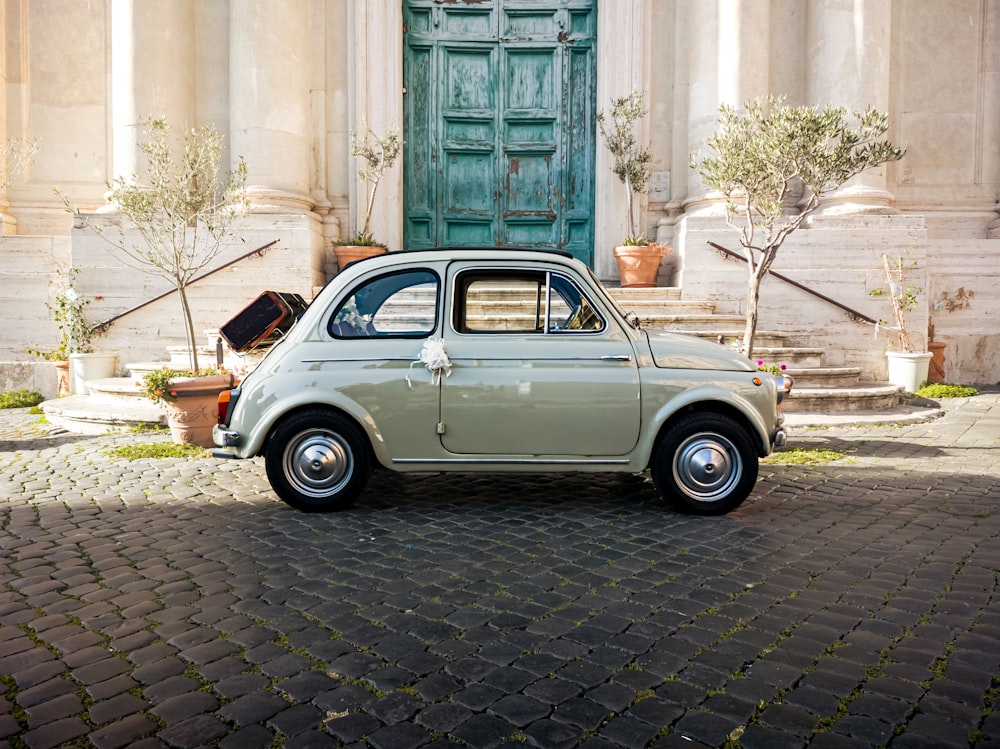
[213,424,240,448]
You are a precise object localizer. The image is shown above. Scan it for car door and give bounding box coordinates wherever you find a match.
[437,264,641,457]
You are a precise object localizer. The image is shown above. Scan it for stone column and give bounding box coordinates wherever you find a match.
[806,0,895,213]
[682,0,771,214]
[352,0,404,248]
[0,0,12,235]
[986,1,1000,238]
[109,0,195,188]
[595,0,650,279]
[229,0,313,214]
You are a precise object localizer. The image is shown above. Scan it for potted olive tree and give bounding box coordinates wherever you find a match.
[62,118,245,443]
[597,91,667,287]
[333,121,402,268]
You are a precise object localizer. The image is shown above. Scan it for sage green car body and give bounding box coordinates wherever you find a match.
[214,249,786,509]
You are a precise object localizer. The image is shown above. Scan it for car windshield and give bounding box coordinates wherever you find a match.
[586,266,640,328]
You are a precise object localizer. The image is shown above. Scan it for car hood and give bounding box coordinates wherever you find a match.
[644,329,756,371]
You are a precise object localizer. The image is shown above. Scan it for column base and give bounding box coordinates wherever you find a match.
[810,186,897,216]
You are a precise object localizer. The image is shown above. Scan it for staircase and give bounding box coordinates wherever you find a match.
[607,287,904,415]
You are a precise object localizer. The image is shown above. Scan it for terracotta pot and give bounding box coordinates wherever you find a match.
[54,360,71,396]
[928,341,947,383]
[613,244,667,288]
[162,373,234,447]
[334,245,386,269]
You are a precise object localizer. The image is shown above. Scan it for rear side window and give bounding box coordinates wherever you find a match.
[329,270,439,338]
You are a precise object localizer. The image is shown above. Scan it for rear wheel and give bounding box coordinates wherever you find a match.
[264,409,370,512]
[651,413,758,515]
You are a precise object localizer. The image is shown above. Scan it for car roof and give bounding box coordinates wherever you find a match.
[360,246,577,265]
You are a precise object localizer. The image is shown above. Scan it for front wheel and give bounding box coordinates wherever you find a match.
[651,413,758,515]
[264,409,371,512]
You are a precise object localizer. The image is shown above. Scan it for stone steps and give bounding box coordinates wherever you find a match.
[41,377,165,434]
[610,288,902,414]
[782,384,903,413]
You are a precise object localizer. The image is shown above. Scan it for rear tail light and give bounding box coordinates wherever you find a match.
[217,390,232,425]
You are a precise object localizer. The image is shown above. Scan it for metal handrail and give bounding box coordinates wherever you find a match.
[707,241,878,326]
[93,239,280,333]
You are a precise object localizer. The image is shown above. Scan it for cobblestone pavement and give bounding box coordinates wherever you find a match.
[1,393,998,749]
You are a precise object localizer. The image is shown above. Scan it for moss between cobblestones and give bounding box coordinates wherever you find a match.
[103,443,211,460]
[761,447,850,465]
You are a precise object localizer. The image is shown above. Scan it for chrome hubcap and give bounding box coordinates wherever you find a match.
[283,428,353,498]
[673,433,741,503]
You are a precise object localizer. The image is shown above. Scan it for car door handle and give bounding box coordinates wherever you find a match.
[601,354,633,361]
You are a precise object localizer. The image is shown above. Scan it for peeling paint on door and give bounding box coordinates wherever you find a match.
[403,0,596,263]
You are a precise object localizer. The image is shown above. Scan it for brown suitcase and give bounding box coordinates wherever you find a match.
[219,291,308,352]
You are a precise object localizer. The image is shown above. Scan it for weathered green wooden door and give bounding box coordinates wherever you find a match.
[403,0,596,264]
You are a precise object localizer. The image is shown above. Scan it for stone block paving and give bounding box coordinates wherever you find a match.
[0,392,998,748]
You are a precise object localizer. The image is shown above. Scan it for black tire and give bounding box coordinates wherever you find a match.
[651,413,758,515]
[264,409,371,512]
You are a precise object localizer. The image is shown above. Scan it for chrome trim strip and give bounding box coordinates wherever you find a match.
[392,458,631,465]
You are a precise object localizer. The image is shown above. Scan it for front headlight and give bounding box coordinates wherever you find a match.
[775,375,793,405]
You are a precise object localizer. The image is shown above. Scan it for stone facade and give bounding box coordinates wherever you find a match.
[1,0,998,395]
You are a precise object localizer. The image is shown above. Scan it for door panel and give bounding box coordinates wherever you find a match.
[439,265,641,456]
[403,0,596,263]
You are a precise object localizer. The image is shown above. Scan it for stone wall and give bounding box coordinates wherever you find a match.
[0,236,70,397]
[926,242,1000,386]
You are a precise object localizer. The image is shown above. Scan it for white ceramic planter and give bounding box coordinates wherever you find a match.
[69,352,119,394]
[886,351,932,392]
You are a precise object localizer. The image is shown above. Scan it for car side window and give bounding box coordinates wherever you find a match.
[329,270,438,338]
[453,270,604,334]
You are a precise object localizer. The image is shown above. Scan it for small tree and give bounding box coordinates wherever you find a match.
[28,268,96,361]
[597,91,652,244]
[66,118,248,370]
[873,252,922,353]
[343,122,401,248]
[692,96,905,357]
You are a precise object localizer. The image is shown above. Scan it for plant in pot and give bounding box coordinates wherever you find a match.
[27,268,114,396]
[141,364,233,447]
[334,122,402,268]
[61,117,247,441]
[597,90,667,287]
[871,252,930,392]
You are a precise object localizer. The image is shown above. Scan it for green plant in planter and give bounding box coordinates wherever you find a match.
[336,122,402,250]
[597,91,652,245]
[27,268,96,361]
[141,365,229,404]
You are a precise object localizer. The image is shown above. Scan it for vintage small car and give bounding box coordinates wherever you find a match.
[213,248,789,514]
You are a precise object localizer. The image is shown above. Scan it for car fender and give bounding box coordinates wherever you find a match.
[637,380,776,462]
[231,380,393,466]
